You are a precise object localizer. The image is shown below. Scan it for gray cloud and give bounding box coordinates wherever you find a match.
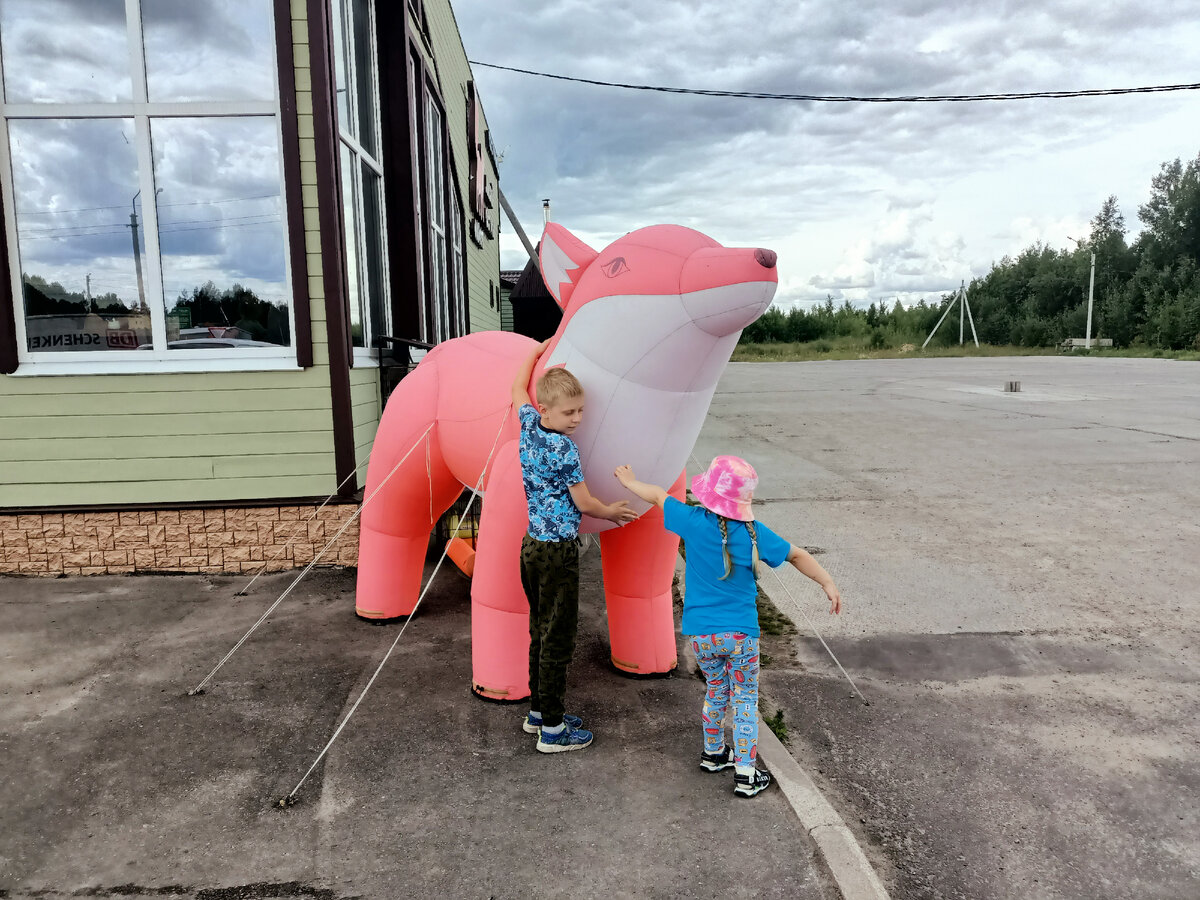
[0,0,130,101]
[142,0,275,101]
[461,0,1200,306]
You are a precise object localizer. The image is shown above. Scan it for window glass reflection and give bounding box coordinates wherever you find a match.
[142,0,275,102]
[9,118,152,352]
[450,188,465,337]
[332,0,378,157]
[340,143,363,347]
[350,0,378,157]
[0,0,131,102]
[425,97,448,343]
[151,117,289,348]
[361,162,386,343]
[331,0,353,136]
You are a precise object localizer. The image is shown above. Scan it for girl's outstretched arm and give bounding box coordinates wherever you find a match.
[786,545,842,614]
[613,465,668,509]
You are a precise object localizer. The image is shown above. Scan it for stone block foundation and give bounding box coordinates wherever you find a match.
[0,504,361,576]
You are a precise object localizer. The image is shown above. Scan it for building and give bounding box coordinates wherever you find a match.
[505,256,563,341]
[499,269,521,333]
[0,0,502,576]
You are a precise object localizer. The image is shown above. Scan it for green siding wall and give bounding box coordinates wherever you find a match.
[0,0,338,510]
[349,366,380,479]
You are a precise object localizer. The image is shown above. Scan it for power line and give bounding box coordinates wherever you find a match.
[21,216,283,241]
[18,193,280,217]
[468,60,1200,103]
[159,217,281,236]
[22,211,281,237]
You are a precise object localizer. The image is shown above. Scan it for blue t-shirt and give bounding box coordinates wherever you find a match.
[663,496,791,637]
[518,404,585,541]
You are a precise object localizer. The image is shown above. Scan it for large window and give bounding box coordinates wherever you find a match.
[407,51,426,341]
[424,93,449,344]
[418,86,466,344]
[0,0,295,371]
[449,187,466,338]
[332,0,388,355]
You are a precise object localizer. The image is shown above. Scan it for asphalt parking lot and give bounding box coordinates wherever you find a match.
[3,354,1196,900]
[0,564,836,900]
[698,356,1199,900]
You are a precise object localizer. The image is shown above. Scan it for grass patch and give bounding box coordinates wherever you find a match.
[732,340,1200,363]
[763,708,789,743]
[756,587,798,637]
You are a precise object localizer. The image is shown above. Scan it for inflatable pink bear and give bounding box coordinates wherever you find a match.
[355,223,778,700]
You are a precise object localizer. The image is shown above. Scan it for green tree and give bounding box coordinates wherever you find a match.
[1137,153,1200,273]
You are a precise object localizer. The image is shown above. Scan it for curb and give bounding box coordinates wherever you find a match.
[756,716,890,900]
[681,638,889,900]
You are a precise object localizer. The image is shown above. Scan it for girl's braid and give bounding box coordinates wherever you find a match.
[717,515,760,582]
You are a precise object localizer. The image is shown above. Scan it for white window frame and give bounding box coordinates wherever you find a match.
[333,0,390,365]
[408,52,427,343]
[424,91,449,344]
[450,187,466,336]
[0,0,297,376]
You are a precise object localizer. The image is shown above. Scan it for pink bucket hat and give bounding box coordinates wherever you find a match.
[691,455,758,522]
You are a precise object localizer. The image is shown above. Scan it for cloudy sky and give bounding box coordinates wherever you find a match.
[453,0,1200,308]
[2,0,286,315]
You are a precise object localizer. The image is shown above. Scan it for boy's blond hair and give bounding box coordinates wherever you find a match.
[536,366,584,408]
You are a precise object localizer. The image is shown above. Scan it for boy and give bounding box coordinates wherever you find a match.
[512,341,637,753]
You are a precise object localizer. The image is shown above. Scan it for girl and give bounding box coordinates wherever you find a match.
[614,456,841,798]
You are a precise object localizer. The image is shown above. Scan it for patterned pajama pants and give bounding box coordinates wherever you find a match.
[691,632,760,767]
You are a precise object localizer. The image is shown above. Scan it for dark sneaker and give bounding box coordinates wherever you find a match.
[536,722,594,753]
[522,712,584,734]
[734,768,772,798]
[700,746,734,772]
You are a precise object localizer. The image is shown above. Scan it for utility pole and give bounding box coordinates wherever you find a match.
[130,190,146,310]
[959,282,964,344]
[962,280,979,346]
[923,282,978,349]
[1067,236,1097,349]
[85,272,91,305]
[1085,249,1096,349]
[497,186,540,269]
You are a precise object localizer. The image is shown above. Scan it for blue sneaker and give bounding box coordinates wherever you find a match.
[522,712,583,734]
[536,722,594,753]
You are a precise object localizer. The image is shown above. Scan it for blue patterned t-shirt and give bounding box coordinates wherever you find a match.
[518,404,585,541]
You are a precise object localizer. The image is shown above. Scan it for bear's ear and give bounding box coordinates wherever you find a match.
[540,223,597,309]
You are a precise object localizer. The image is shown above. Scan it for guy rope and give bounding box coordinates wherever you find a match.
[279,406,512,806]
[187,423,436,696]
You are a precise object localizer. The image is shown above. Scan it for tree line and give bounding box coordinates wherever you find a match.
[22,274,289,345]
[741,150,1200,351]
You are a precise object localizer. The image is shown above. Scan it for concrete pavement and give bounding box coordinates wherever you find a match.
[698,357,1199,900]
[8,353,1194,899]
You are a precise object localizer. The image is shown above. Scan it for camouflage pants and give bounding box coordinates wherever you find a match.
[520,534,580,727]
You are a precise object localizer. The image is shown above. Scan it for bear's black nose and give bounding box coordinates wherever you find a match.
[755,249,777,268]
